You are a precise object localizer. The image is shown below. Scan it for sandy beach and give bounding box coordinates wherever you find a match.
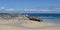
[0,0,60,30]
[0,18,60,30]
[0,25,60,30]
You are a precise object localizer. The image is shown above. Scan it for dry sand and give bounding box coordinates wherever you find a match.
[0,18,60,30]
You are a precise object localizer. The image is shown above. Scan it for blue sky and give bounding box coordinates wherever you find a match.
[0,0,60,13]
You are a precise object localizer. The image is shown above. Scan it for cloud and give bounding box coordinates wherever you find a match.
[0,7,19,12]
[0,7,60,13]
[6,8,16,11]
[24,8,60,13]
[55,8,60,9]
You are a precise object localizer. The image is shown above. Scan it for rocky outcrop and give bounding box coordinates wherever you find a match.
[27,16,43,22]
[24,14,43,22]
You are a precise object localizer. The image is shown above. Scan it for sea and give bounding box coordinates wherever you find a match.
[27,13,60,24]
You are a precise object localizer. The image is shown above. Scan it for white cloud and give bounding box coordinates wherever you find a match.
[55,8,60,9]
[6,8,22,12]
[23,8,60,13]
[0,7,19,12]
[6,8,16,11]
[0,7,60,13]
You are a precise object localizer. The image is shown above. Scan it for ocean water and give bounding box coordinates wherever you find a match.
[28,13,60,24]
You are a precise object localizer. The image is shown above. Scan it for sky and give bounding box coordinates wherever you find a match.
[0,0,60,13]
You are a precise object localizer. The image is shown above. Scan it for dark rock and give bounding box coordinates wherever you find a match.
[23,14,43,22]
[28,16,43,22]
